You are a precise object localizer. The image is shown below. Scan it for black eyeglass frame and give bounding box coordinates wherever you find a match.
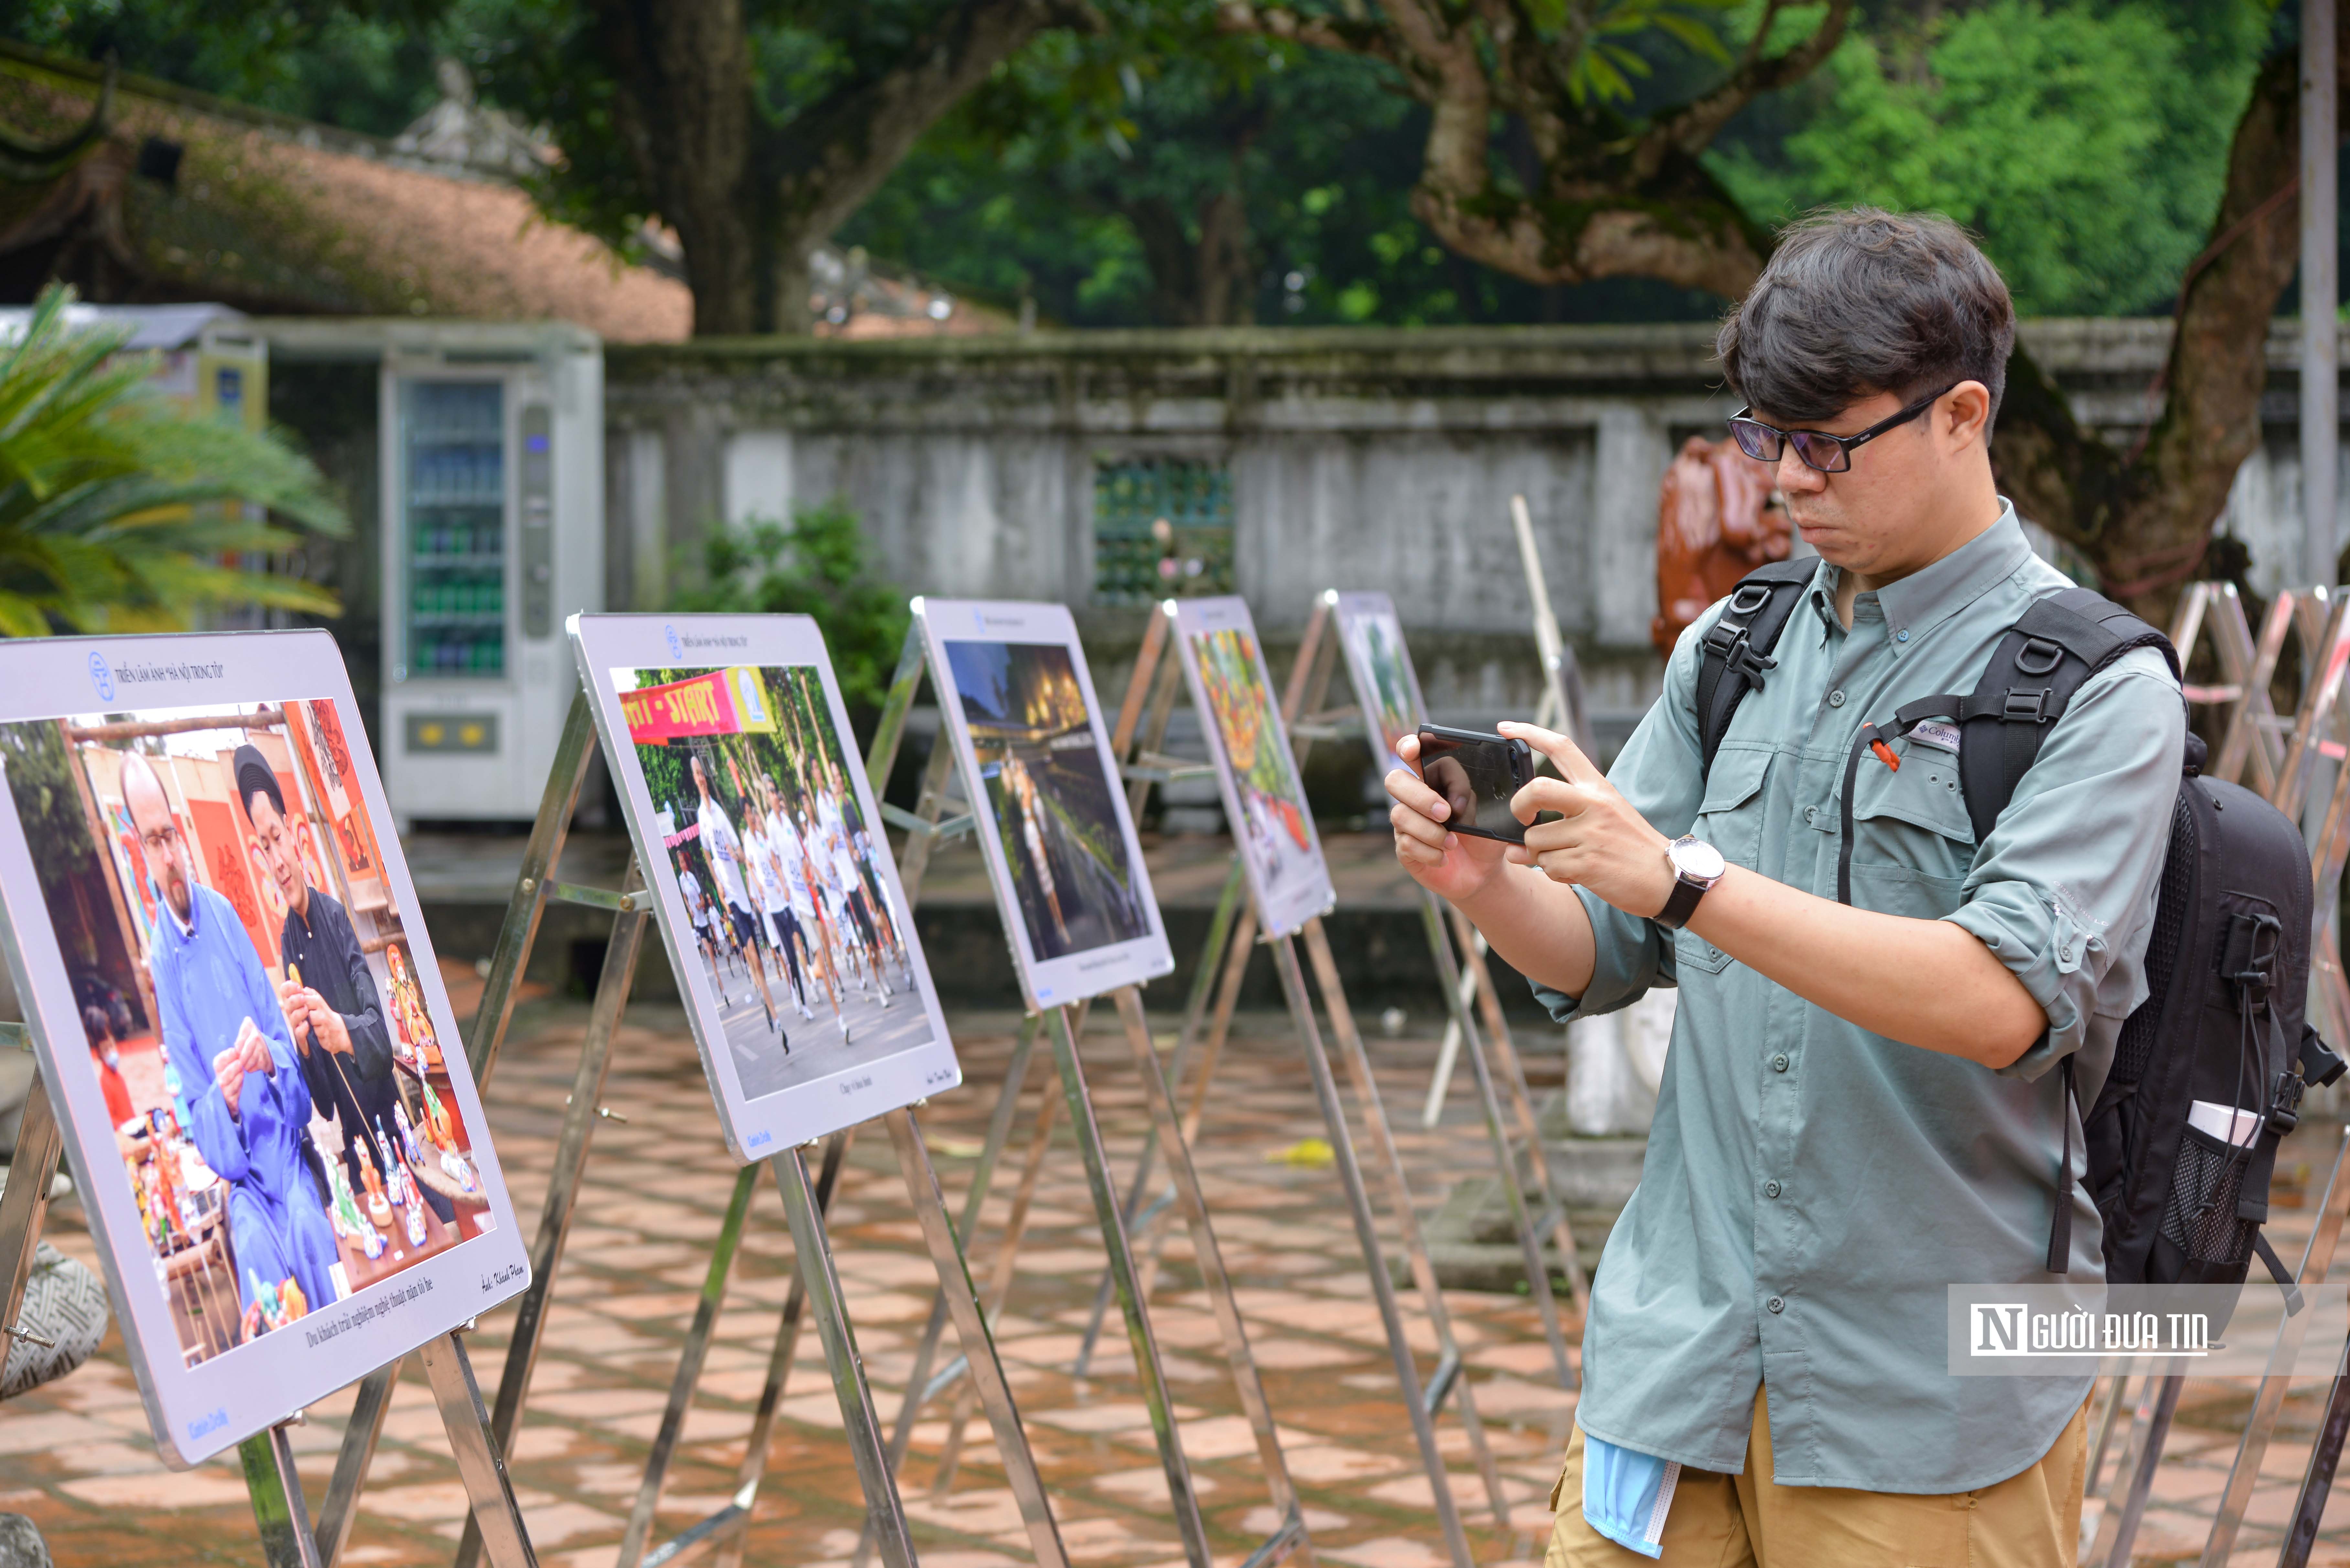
[1727,382,1961,473]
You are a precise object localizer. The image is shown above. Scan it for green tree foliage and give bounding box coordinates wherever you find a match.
[0,0,461,137]
[670,498,911,715]
[0,284,348,636]
[1709,0,2277,315]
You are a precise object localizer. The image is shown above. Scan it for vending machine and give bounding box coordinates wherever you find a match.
[377,322,603,822]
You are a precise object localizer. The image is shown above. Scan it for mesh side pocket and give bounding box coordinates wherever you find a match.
[2159,1132,2256,1267]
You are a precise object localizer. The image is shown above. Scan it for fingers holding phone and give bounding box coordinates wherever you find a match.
[1385,733,1507,900]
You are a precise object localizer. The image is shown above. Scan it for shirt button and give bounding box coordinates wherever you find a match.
[1767,1296,1785,1313]
[1804,805,1819,826]
[1771,1053,1790,1072]
[1827,689,1846,708]
[1764,1180,1783,1198]
[1897,629,1910,643]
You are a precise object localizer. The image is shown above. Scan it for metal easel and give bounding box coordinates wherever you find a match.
[0,1031,541,1567]
[853,618,1313,1568]
[1069,594,1581,1395]
[300,692,1058,1568]
[1039,598,1528,1564]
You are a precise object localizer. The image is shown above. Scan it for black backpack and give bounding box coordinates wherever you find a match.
[1696,562,2346,1294]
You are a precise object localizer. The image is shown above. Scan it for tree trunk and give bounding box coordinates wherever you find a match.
[1989,45,2307,624]
[592,0,764,336]
[1130,188,1256,326]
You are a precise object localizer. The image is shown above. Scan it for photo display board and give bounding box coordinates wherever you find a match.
[0,631,530,1467]
[1331,591,1430,782]
[1171,596,1335,940]
[913,598,1173,1010]
[571,614,960,1159]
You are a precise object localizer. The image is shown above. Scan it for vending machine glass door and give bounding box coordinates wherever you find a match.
[400,380,507,681]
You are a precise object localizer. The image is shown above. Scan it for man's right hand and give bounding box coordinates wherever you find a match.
[1386,734,1511,904]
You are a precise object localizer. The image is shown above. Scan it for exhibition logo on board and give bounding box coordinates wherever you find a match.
[88,651,113,703]
[665,624,683,661]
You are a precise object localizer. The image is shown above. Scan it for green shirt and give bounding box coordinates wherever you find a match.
[1540,507,2183,1492]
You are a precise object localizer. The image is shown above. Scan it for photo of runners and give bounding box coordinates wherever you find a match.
[1171,597,1333,940]
[942,640,1154,962]
[1332,591,1429,782]
[0,699,495,1370]
[616,662,933,1101]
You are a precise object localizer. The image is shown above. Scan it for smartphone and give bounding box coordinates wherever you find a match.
[1414,724,1546,843]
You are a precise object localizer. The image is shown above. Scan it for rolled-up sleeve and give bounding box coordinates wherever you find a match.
[1943,648,2184,1081]
[1529,613,1714,1023]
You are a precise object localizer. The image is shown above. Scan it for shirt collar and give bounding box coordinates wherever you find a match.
[1805,501,2032,652]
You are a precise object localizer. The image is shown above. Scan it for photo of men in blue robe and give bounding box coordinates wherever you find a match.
[123,752,339,1325]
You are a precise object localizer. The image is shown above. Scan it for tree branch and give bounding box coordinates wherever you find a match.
[1642,0,1853,169]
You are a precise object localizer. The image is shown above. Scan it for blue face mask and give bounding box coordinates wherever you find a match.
[99,1046,120,1071]
[1581,1427,1684,1559]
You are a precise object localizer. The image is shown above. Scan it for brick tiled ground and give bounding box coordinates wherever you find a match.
[0,1001,1579,1567]
[13,997,2350,1566]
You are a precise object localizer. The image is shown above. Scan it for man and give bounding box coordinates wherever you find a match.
[123,750,338,1318]
[236,746,402,1202]
[1387,210,2181,1566]
[693,750,778,1033]
[755,775,817,1024]
[674,849,727,1004]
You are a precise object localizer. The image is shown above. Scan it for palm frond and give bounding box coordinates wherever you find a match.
[0,283,350,636]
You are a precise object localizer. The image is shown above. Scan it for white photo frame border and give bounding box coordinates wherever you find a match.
[912,597,1174,1011]
[568,613,963,1162]
[1330,590,1432,783]
[0,629,532,1469]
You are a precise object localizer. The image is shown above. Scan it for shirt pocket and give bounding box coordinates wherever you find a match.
[1680,745,1773,976]
[1843,741,1976,918]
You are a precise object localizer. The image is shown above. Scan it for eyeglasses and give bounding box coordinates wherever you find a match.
[1727,383,1959,473]
[138,823,180,855]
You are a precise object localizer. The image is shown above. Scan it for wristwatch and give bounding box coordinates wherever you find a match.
[1655,835,1727,930]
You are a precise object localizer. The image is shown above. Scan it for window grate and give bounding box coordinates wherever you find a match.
[1093,457,1234,605]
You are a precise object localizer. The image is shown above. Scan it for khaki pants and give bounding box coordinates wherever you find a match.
[1545,1390,2087,1568]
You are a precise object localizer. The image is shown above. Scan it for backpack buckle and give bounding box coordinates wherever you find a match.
[1728,582,1775,617]
[2002,688,2054,722]
[2222,912,2284,1009]
[2269,1068,2305,1136]
[1702,623,1778,691]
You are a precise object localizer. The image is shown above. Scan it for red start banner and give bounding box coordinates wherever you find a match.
[621,670,739,743]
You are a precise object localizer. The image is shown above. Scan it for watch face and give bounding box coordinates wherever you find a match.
[1672,837,1727,883]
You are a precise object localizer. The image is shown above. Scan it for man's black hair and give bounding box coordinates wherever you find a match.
[232,742,284,820]
[1716,207,2016,427]
[82,1004,111,1047]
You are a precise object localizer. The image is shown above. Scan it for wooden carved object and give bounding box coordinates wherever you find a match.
[1652,435,1792,656]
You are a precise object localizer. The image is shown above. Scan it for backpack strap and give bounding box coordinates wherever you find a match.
[2047,1055,2078,1274]
[1693,559,1818,775]
[1950,589,2179,842]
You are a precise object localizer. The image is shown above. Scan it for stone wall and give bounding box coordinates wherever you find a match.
[601,317,2349,738]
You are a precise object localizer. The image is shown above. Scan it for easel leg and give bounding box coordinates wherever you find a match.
[2088,1368,2183,1568]
[772,1145,920,1568]
[1300,918,1513,1528]
[1074,878,1255,1375]
[315,1366,399,1563]
[1045,1002,1215,1568]
[0,1074,61,1337]
[616,1163,763,1568]
[1420,895,1578,1389]
[420,1331,542,1568]
[868,1019,1040,1528]
[2280,1338,2350,1568]
[706,1131,851,1568]
[458,865,648,1568]
[241,1421,326,1568]
[1267,938,1473,1568]
[1106,987,1315,1568]
[1450,906,1588,1305]
[884,1107,1070,1568]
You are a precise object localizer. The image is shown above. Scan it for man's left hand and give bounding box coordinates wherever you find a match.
[1500,722,1677,919]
